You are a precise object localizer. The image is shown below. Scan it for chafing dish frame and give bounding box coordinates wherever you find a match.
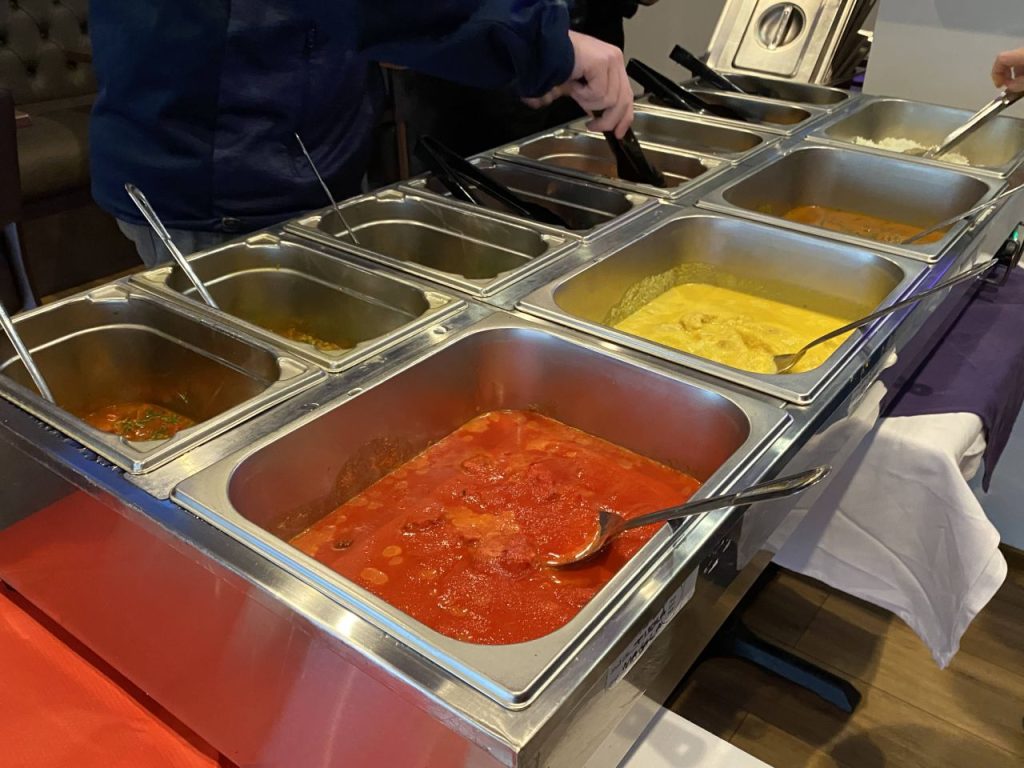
[689,73,853,110]
[131,233,464,373]
[698,144,1006,262]
[807,95,1024,177]
[567,106,782,162]
[519,208,927,404]
[401,155,657,240]
[0,282,324,474]
[284,188,577,298]
[637,90,828,136]
[494,128,730,199]
[172,310,789,709]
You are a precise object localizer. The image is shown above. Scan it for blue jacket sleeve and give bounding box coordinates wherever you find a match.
[359,1,575,98]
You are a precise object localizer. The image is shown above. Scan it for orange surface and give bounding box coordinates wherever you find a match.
[782,204,946,245]
[291,410,701,645]
[0,585,221,768]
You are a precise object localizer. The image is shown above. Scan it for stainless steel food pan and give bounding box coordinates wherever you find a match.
[693,74,851,108]
[809,96,1024,176]
[519,211,926,404]
[642,91,821,133]
[173,311,787,707]
[496,129,726,198]
[404,156,654,237]
[699,145,1002,261]
[569,108,778,161]
[284,189,574,297]
[132,234,461,372]
[0,283,322,473]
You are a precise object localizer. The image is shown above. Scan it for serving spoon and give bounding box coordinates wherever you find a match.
[546,466,830,567]
[294,133,361,245]
[900,181,1024,246]
[907,89,1024,159]
[0,300,54,402]
[125,184,219,309]
[772,258,999,374]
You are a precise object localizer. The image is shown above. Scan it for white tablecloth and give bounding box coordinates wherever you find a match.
[769,410,1008,668]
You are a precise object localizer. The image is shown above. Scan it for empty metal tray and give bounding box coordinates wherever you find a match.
[284,189,574,297]
[569,108,778,161]
[0,283,322,473]
[809,96,1024,176]
[699,145,1002,261]
[692,73,851,108]
[520,210,925,404]
[496,130,726,198]
[642,91,821,133]
[404,157,653,237]
[132,234,461,372]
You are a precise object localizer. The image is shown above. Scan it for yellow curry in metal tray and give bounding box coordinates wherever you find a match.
[606,265,863,374]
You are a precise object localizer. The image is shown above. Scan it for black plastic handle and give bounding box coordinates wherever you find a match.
[604,128,666,188]
[414,140,481,206]
[627,59,748,122]
[590,107,666,188]
[415,137,569,228]
[670,45,744,93]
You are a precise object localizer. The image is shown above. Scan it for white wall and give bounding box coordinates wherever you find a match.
[866,0,1024,116]
[624,0,728,68]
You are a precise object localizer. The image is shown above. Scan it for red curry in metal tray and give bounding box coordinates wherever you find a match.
[290,410,701,645]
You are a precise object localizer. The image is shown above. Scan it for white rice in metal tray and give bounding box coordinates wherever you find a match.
[851,136,972,166]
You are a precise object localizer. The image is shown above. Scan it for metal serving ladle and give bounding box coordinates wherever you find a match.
[0,300,53,402]
[772,258,999,374]
[125,184,219,309]
[546,466,830,567]
[901,181,1024,246]
[294,133,360,245]
[912,89,1024,160]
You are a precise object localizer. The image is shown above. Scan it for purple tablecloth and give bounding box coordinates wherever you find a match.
[883,268,1024,490]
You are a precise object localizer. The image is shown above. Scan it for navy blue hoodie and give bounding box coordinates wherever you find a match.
[89,2,574,232]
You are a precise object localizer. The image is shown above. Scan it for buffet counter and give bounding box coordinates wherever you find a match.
[0,83,1022,767]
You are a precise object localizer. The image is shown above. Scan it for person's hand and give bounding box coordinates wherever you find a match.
[992,48,1024,92]
[523,31,634,137]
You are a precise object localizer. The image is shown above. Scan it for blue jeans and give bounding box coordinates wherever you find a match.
[116,220,231,268]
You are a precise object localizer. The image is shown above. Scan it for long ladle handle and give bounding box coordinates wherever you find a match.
[794,259,998,355]
[294,133,361,246]
[0,301,53,402]
[617,466,830,533]
[926,89,1024,159]
[125,184,219,309]
[902,182,1024,245]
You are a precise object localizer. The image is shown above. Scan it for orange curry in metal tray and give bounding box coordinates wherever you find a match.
[82,402,195,441]
[782,205,946,245]
[290,410,701,645]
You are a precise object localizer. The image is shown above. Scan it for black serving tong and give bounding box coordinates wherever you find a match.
[414,137,569,228]
[594,111,666,188]
[669,45,745,94]
[627,58,749,123]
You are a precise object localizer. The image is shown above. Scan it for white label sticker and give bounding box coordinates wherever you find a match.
[606,570,699,688]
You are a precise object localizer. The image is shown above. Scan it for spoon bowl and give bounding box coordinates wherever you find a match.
[546,466,830,567]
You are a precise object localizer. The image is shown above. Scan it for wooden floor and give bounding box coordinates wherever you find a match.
[671,550,1024,767]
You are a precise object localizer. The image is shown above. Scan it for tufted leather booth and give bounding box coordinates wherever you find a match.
[1,86,30,310]
[0,0,94,205]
